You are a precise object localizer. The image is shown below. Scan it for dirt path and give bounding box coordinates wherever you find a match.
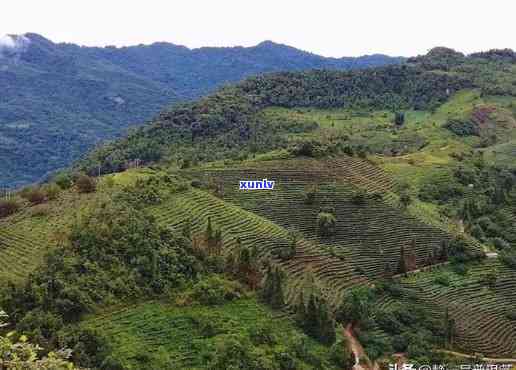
[437,350,516,363]
[344,324,377,370]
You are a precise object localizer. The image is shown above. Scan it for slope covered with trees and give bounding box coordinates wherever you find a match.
[0,33,403,188]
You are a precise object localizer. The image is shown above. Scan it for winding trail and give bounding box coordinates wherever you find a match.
[437,350,516,363]
[344,324,378,370]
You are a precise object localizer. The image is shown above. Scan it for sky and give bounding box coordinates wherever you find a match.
[1,0,515,57]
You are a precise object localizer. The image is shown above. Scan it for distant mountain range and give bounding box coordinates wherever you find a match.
[0,33,404,188]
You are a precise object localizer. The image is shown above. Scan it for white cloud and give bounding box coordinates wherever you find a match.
[0,34,30,53]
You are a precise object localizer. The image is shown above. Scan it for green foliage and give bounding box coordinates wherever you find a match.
[0,191,200,366]
[54,173,73,190]
[350,188,368,205]
[260,264,285,309]
[0,311,77,369]
[337,286,375,326]
[293,273,336,345]
[394,111,405,126]
[445,119,480,136]
[22,187,47,205]
[1,34,402,188]
[75,174,96,193]
[500,249,516,269]
[303,185,318,205]
[187,275,244,306]
[317,212,336,237]
[0,199,20,218]
[329,339,355,369]
[79,63,470,177]
[83,298,340,369]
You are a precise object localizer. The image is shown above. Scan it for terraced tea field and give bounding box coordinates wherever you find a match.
[0,222,51,282]
[151,187,370,305]
[379,260,516,357]
[183,158,474,281]
[85,297,339,369]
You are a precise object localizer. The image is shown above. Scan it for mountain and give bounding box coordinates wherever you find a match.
[1,47,516,367]
[0,33,403,188]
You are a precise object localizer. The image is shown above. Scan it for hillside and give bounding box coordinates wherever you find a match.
[1,48,516,368]
[0,33,403,188]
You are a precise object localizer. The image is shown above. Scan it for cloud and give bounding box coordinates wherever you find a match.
[0,34,30,56]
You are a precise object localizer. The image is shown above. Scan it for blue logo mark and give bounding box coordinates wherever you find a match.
[239,178,275,190]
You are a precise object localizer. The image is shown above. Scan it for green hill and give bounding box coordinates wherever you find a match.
[1,47,516,368]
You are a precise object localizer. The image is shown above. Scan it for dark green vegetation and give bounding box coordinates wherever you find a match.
[0,33,402,188]
[1,47,516,368]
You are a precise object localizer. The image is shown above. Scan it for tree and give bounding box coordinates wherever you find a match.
[398,246,408,274]
[293,272,336,344]
[21,187,47,205]
[303,185,318,205]
[394,111,405,126]
[182,218,192,240]
[317,212,336,237]
[260,264,286,309]
[296,292,336,345]
[337,286,375,327]
[209,335,258,369]
[205,217,214,242]
[444,308,456,348]
[400,192,412,207]
[0,199,19,218]
[350,189,367,205]
[75,174,96,193]
[330,338,355,369]
[227,238,261,289]
[0,310,77,369]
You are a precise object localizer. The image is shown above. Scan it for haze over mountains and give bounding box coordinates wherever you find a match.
[0,33,403,188]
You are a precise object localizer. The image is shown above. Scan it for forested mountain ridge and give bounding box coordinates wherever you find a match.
[78,46,515,176]
[0,33,403,188]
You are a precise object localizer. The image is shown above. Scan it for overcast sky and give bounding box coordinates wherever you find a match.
[1,0,515,57]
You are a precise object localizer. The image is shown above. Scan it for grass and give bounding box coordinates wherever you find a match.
[84,296,340,369]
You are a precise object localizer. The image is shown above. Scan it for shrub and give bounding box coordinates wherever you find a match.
[303,185,318,205]
[394,111,405,126]
[445,119,479,136]
[329,339,355,368]
[54,172,73,189]
[0,199,19,218]
[350,189,367,205]
[189,275,243,305]
[506,311,516,321]
[337,286,375,326]
[492,237,511,250]
[500,249,516,269]
[249,323,277,345]
[75,174,96,193]
[317,212,336,237]
[21,186,47,204]
[43,183,61,200]
[209,335,258,370]
[434,273,451,287]
[400,192,412,207]
[30,203,51,217]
